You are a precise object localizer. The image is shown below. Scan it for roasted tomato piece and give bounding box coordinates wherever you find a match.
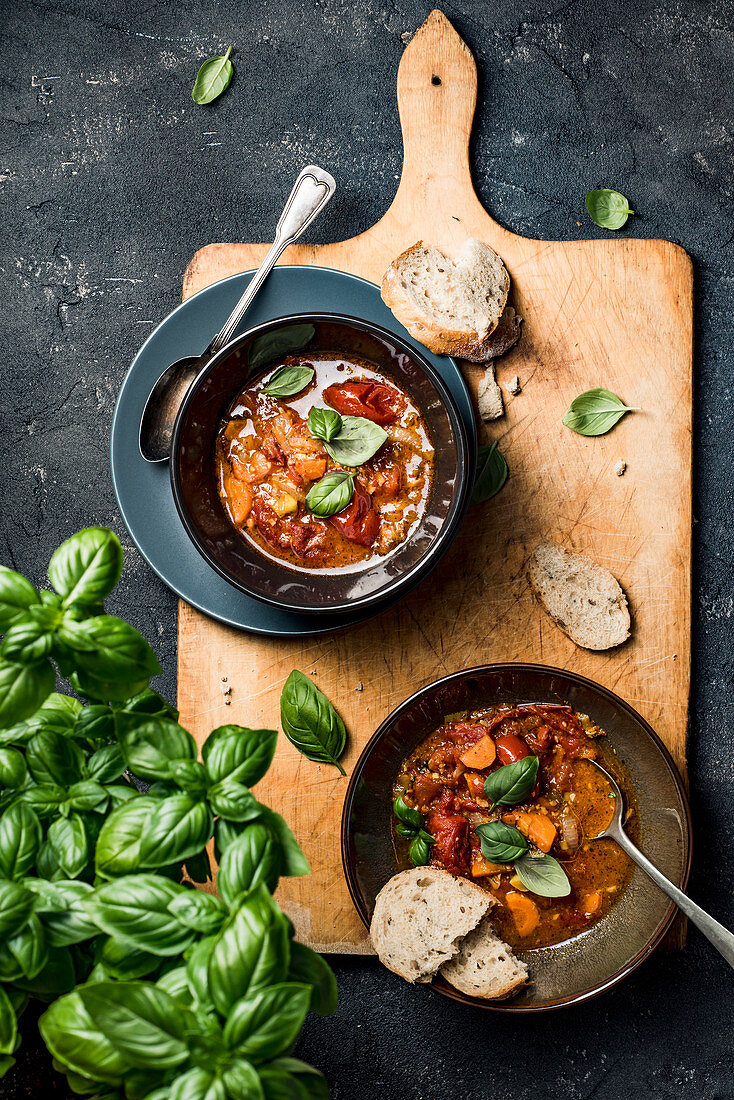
[261,435,286,466]
[426,811,469,876]
[323,380,400,426]
[494,733,532,765]
[412,773,443,811]
[251,499,328,561]
[327,484,380,547]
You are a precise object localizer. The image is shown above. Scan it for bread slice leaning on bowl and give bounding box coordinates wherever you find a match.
[370,867,528,1000]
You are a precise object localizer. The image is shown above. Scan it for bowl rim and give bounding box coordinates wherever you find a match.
[169,311,474,617]
[340,661,693,1013]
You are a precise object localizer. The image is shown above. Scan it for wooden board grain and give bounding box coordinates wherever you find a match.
[177,10,692,952]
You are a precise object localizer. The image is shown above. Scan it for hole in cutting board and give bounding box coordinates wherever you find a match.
[431,74,442,85]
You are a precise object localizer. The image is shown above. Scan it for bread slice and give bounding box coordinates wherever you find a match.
[440,913,528,1000]
[528,542,631,650]
[369,867,492,983]
[381,239,511,361]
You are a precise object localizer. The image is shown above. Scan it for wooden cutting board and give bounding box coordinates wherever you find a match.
[178,9,692,952]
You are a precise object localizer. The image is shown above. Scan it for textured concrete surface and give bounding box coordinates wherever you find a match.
[1,0,733,1096]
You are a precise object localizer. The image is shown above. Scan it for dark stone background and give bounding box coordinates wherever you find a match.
[1,0,732,1096]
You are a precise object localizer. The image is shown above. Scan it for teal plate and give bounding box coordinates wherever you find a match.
[110,266,476,636]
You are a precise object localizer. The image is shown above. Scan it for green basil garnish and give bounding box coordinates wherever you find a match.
[483,756,539,810]
[308,407,342,443]
[280,670,347,774]
[408,829,436,867]
[249,324,315,374]
[192,46,234,105]
[471,441,508,505]
[323,416,387,466]
[562,388,638,437]
[263,363,315,398]
[475,820,528,863]
[514,852,571,897]
[585,189,634,230]
[393,796,422,831]
[305,472,354,518]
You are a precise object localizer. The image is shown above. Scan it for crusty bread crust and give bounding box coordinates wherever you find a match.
[381,239,511,361]
[528,542,631,650]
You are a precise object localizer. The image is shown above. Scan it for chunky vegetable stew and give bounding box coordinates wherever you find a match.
[216,353,434,569]
[393,703,634,949]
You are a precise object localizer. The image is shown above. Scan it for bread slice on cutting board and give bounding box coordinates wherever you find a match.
[381,239,512,361]
[369,867,527,1000]
[528,542,631,650]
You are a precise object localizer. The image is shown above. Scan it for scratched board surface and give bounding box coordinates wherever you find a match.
[177,11,692,952]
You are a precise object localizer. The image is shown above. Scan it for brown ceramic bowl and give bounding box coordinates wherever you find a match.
[341,664,692,1012]
[170,314,472,617]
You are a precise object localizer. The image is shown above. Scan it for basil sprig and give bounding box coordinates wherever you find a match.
[585,189,634,230]
[475,820,527,863]
[0,529,337,1092]
[311,414,387,466]
[484,756,539,811]
[305,472,354,518]
[192,46,234,105]
[409,830,436,866]
[263,363,315,398]
[392,797,435,866]
[308,407,342,443]
[514,852,570,897]
[280,670,347,775]
[562,388,638,436]
[471,440,508,505]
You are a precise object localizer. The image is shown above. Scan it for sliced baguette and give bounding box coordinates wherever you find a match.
[528,542,631,650]
[369,867,492,983]
[440,913,528,1000]
[381,239,511,361]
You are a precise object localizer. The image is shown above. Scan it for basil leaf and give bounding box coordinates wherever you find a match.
[562,388,638,437]
[476,820,528,863]
[85,876,195,956]
[0,803,42,879]
[170,758,209,798]
[118,718,197,782]
[48,527,123,607]
[249,324,315,374]
[253,806,310,877]
[137,794,213,869]
[224,981,311,1063]
[514,852,571,897]
[408,829,435,866]
[75,704,116,744]
[280,670,347,775]
[395,823,418,839]
[156,965,193,1008]
[222,1060,265,1100]
[0,691,79,744]
[217,824,281,903]
[393,795,422,829]
[0,747,27,788]
[12,943,75,998]
[208,884,290,1015]
[1,619,54,665]
[585,188,633,230]
[7,913,48,978]
[168,890,227,935]
[305,472,354,518]
[287,941,338,1016]
[116,687,179,729]
[263,363,315,398]
[27,879,98,947]
[0,658,54,730]
[471,440,508,505]
[39,988,128,1084]
[85,742,125,784]
[67,779,109,812]
[18,783,66,818]
[192,45,234,105]
[307,407,342,442]
[170,1068,227,1100]
[484,756,539,809]
[26,729,85,785]
[0,987,17,1057]
[202,725,278,788]
[185,933,217,1012]
[95,795,160,875]
[79,981,191,1071]
[59,616,160,700]
[47,813,88,877]
[259,1058,329,1100]
[208,777,260,823]
[0,880,35,939]
[0,566,40,631]
[323,415,387,466]
[95,936,161,980]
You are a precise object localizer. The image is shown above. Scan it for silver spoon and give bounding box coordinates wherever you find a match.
[587,758,734,968]
[138,164,336,463]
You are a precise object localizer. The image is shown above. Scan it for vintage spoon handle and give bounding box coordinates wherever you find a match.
[612,826,734,968]
[207,165,336,356]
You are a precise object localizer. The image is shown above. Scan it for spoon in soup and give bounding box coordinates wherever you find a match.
[587,758,734,968]
[139,164,336,463]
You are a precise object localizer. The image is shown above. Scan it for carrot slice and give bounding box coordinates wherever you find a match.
[223,478,253,525]
[513,811,557,853]
[471,854,508,877]
[460,734,496,769]
[581,890,603,918]
[505,891,540,936]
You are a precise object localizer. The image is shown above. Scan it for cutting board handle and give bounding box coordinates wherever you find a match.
[389,9,494,233]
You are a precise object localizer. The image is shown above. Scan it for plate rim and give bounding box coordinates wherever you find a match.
[340,661,692,1013]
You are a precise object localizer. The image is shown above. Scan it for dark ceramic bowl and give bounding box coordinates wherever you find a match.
[341,664,692,1012]
[170,314,473,616]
